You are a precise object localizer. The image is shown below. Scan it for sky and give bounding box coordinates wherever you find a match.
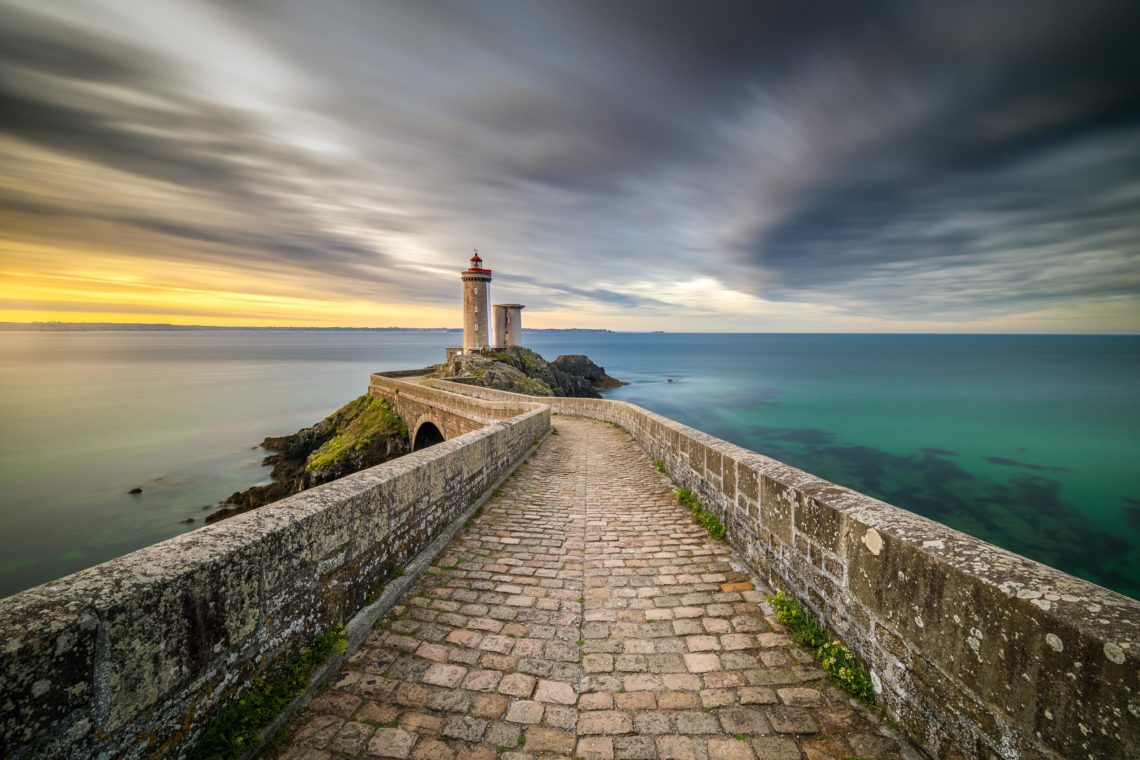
[1,0,1139,332]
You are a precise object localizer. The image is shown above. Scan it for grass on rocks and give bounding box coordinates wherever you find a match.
[768,591,876,705]
[192,625,347,759]
[305,396,407,473]
[674,487,726,540]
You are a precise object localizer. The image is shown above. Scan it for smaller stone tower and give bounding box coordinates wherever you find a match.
[461,251,492,353]
[493,304,525,348]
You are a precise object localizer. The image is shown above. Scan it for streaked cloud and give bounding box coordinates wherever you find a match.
[1,0,1138,331]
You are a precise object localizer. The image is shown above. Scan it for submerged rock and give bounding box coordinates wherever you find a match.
[128,487,142,495]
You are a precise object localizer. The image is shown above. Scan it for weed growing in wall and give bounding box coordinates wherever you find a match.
[674,487,726,540]
[768,591,876,705]
[192,624,347,759]
[654,459,666,474]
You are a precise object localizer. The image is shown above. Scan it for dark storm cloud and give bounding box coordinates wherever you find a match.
[0,8,140,82]
[718,1,1140,313]
[753,128,1140,313]
[2,0,1139,323]
[0,87,244,192]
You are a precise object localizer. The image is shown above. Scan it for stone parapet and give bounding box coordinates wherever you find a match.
[425,378,1140,759]
[0,387,550,757]
[370,372,539,442]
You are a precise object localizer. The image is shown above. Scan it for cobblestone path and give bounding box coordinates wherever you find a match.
[274,418,904,760]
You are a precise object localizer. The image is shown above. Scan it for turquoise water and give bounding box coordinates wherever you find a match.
[1,331,1137,598]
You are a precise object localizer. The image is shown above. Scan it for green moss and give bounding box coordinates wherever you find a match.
[192,625,347,759]
[518,374,554,396]
[305,396,407,473]
[653,458,666,473]
[768,592,876,705]
[674,488,726,540]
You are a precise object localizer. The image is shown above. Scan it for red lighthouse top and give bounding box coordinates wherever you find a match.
[467,249,491,274]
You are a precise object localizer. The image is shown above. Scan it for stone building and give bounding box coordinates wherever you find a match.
[492,303,525,348]
[447,252,525,359]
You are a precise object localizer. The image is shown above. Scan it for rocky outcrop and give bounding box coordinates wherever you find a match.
[430,346,625,399]
[550,353,626,393]
[208,395,409,522]
[437,350,556,396]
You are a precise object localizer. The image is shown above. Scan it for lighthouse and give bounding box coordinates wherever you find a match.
[461,250,492,353]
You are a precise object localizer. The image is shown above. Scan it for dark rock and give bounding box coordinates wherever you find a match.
[550,354,626,392]
[128,488,142,495]
[209,395,409,524]
[431,346,624,399]
[180,518,195,524]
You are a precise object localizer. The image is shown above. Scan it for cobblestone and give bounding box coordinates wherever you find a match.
[274,417,903,759]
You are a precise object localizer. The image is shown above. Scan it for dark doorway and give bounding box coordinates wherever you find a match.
[413,421,445,450]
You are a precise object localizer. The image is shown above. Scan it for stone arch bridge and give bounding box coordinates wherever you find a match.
[369,370,543,451]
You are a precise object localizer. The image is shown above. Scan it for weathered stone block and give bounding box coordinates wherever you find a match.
[705,447,722,485]
[793,492,847,555]
[759,477,793,544]
[257,492,356,628]
[90,536,263,730]
[738,464,759,504]
[0,591,98,748]
[721,457,736,504]
[686,437,705,479]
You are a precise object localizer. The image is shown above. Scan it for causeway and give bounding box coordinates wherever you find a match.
[273,417,905,760]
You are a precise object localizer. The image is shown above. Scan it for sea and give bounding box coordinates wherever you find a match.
[1,330,1137,599]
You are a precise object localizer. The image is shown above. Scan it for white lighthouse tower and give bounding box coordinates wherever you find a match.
[461,251,492,353]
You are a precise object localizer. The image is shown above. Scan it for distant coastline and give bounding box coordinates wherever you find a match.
[0,321,615,333]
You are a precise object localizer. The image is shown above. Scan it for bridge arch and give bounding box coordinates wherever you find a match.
[412,420,445,450]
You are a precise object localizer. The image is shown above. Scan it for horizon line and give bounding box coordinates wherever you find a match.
[1,321,1137,336]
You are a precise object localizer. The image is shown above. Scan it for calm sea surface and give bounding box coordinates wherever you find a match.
[1,331,1137,598]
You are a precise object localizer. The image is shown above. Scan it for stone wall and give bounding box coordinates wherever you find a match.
[369,372,540,442]
[0,395,550,758]
[426,379,1140,759]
